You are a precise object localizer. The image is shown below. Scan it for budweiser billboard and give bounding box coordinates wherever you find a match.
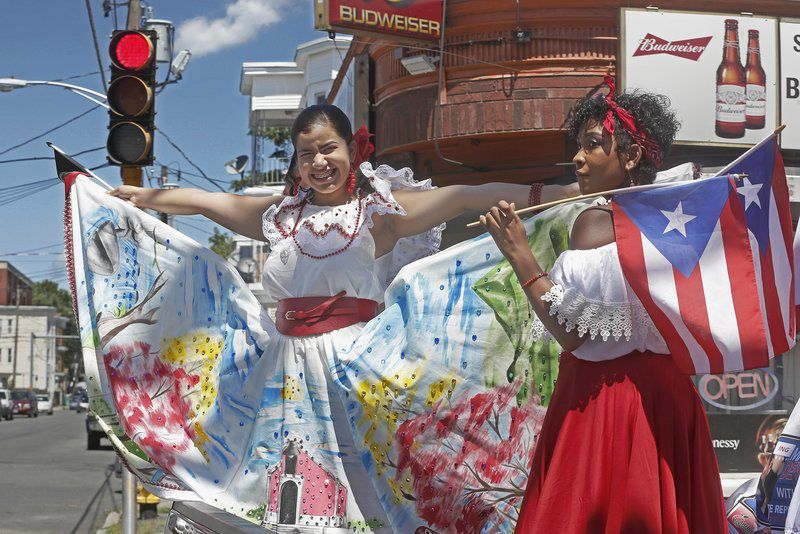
[621,9,778,146]
[781,20,800,150]
[315,0,443,43]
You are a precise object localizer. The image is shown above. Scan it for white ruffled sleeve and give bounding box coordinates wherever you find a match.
[531,243,668,361]
[360,162,445,284]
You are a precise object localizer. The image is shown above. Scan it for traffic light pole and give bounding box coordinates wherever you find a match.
[120,5,141,532]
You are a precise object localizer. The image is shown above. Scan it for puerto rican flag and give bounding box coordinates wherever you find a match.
[613,134,793,374]
[718,135,795,359]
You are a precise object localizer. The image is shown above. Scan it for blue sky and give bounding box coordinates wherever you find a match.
[1,0,317,287]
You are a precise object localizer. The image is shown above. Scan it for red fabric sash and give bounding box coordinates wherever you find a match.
[276,291,378,337]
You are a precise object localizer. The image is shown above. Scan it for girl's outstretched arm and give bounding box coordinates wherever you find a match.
[387,181,579,241]
[108,186,283,241]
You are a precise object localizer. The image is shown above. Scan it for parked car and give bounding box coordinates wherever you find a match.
[11,390,39,417]
[0,388,13,420]
[86,411,105,450]
[36,394,54,415]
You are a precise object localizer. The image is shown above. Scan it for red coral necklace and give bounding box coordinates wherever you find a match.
[275,190,364,260]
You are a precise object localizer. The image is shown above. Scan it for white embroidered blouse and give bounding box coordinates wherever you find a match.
[530,242,669,361]
[260,162,444,304]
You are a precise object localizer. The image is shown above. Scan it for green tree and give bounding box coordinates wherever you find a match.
[32,280,72,317]
[209,228,236,259]
[250,126,292,157]
[31,280,82,388]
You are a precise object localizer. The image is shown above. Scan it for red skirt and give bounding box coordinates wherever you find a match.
[515,351,727,534]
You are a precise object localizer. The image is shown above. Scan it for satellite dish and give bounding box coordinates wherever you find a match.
[237,257,257,275]
[225,155,249,176]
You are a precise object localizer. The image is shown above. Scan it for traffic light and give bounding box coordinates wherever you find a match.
[106,30,157,168]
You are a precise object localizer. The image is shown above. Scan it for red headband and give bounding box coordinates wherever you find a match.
[602,75,664,168]
[352,125,375,168]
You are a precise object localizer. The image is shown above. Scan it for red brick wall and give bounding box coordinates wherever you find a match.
[376,74,602,154]
[0,267,32,305]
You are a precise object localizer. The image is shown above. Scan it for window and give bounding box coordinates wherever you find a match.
[7,348,11,363]
[315,92,326,105]
[7,319,11,330]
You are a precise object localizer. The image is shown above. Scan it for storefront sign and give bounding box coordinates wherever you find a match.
[698,369,780,411]
[780,20,800,150]
[707,413,789,472]
[315,0,443,43]
[622,9,778,146]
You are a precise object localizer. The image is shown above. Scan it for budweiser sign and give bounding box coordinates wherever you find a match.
[633,33,713,61]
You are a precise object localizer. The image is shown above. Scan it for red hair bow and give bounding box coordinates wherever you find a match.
[352,125,375,168]
[602,75,663,168]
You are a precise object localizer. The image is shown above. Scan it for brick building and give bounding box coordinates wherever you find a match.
[329,0,800,245]
[0,262,33,306]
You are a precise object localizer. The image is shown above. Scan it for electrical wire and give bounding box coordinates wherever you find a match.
[155,161,235,185]
[0,146,104,165]
[0,105,102,156]
[0,163,107,208]
[154,129,226,192]
[0,243,62,256]
[84,0,109,91]
[176,220,215,236]
[48,71,102,83]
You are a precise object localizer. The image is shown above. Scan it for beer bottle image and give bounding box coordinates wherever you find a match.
[745,29,767,129]
[715,19,746,139]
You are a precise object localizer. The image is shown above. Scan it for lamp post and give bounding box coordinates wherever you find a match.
[0,78,109,109]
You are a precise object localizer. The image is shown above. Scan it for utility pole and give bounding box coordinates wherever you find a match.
[121,7,142,533]
[29,333,34,391]
[10,287,21,389]
[159,166,173,226]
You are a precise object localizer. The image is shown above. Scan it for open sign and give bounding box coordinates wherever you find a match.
[698,370,779,411]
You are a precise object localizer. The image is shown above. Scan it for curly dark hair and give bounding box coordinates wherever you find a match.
[565,89,681,184]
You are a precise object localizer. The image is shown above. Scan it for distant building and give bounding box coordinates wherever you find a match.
[0,305,58,393]
[0,262,33,305]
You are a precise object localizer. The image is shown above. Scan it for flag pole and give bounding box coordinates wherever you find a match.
[715,124,785,176]
[465,126,784,230]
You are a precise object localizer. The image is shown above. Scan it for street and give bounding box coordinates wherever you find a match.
[0,410,120,534]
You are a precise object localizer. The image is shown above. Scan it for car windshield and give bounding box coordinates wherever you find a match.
[37,395,48,401]
[11,391,27,400]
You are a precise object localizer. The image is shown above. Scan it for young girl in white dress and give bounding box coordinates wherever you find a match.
[109,104,578,531]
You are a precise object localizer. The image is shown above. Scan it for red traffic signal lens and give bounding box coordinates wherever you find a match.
[110,32,153,70]
[107,76,153,117]
[107,122,153,165]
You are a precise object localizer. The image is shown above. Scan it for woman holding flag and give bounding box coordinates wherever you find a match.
[106,104,579,531]
[481,79,727,532]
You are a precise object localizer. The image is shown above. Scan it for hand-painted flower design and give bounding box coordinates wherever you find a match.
[395,380,544,534]
[104,340,202,470]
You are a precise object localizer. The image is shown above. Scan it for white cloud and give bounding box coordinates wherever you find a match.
[175,0,289,57]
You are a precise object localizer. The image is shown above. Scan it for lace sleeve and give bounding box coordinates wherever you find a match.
[360,162,445,283]
[529,244,667,359]
[530,283,656,342]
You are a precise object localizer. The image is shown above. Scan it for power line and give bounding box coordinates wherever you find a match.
[0,105,102,156]
[176,220,214,236]
[0,243,62,256]
[154,129,226,192]
[49,71,102,83]
[0,146,104,165]
[84,0,109,91]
